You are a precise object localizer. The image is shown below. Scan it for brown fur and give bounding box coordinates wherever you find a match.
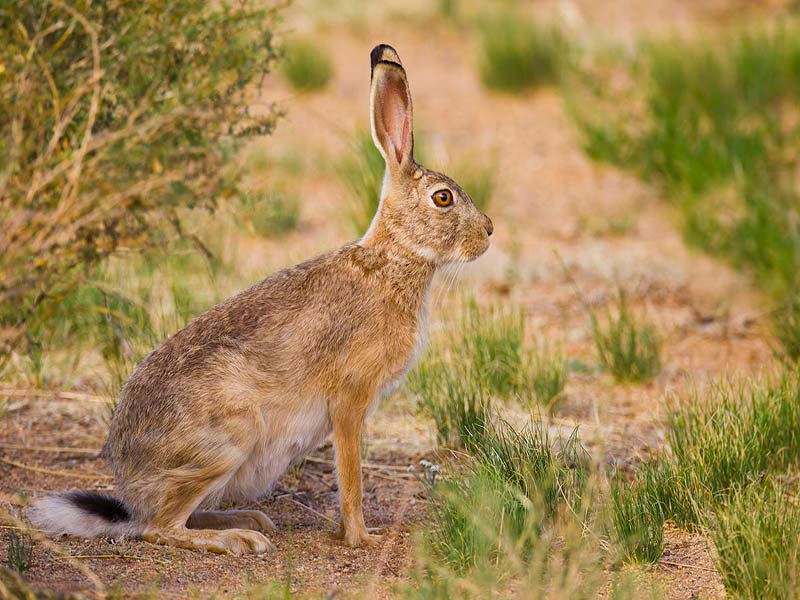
[32,44,492,555]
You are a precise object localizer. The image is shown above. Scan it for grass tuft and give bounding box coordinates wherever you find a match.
[281,39,333,92]
[657,375,800,528]
[424,418,588,574]
[458,299,526,398]
[527,343,568,411]
[414,372,492,449]
[590,290,661,383]
[708,482,800,599]
[239,191,301,237]
[478,15,570,93]
[6,530,34,574]
[776,295,800,364]
[609,474,665,565]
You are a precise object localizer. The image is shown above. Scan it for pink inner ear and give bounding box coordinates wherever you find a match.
[382,76,410,164]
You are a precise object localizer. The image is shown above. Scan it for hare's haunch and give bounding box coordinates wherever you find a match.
[30,44,493,555]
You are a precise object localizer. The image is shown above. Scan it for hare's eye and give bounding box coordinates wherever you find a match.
[432,189,453,207]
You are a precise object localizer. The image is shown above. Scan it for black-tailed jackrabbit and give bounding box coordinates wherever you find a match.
[31,44,493,555]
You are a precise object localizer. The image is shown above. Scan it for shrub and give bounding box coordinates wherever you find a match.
[0,0,281,358]
[281,39,333,92]
[478,15,569,93]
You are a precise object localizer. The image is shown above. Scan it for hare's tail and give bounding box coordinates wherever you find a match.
[30,490,142,538]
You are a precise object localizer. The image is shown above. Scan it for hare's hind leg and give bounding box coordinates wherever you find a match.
[187,509,275,533]
[139,451,274,555]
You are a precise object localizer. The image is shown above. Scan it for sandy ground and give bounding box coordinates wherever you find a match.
[1,1,790,597]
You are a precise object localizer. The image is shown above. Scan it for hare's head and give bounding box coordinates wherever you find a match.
[361,44,493,266]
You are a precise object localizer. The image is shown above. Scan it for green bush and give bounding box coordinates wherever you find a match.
[0,0,280,358]
[281,39,333,92]
[479,15,569,93]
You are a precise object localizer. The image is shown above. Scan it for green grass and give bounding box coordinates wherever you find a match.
[608,474,665,565]
[527,343,567,411]
[239,191,301,237]
[424,418,588,574]
[572,25,800,360]
[615,373,800,596]
[776,295,800,363]
[6,530,33,574]
[410,299,572,446]
[478,14,570,93]
[457,299,527,398]
[404,416,665,599]
[657,375,800,528]
[280,39,333,92]
[707,482,800,600]
[413,371,492,449]
[590,290,661,383]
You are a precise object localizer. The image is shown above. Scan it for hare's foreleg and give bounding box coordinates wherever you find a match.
[331,391,380,547]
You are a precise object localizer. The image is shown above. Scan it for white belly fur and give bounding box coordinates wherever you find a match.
[217,397,332,505]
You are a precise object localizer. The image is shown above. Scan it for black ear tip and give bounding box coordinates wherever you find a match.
[370,44,402,70]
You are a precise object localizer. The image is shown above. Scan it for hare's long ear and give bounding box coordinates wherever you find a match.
[370,45,413,170]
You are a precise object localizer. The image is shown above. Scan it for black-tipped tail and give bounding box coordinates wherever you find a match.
[29,490,140,539]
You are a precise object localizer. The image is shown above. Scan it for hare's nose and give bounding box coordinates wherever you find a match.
[484,215,494,237]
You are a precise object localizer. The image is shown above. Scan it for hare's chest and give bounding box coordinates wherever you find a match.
[375,294,430,402]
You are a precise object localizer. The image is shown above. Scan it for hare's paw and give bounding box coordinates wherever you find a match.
[144,527,275,555]
[217,528,275,555]
[334,524,383,548]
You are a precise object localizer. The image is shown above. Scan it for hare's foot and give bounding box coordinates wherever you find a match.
[143,527,275,555]
[187,509,276,533]
[334,523,383,548]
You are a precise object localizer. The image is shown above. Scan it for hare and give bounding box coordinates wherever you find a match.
[30,44,493,555]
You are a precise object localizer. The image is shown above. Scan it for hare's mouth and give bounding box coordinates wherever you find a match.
[457,237,490,263]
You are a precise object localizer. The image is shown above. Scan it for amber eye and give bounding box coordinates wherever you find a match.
[432,189,453,207]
